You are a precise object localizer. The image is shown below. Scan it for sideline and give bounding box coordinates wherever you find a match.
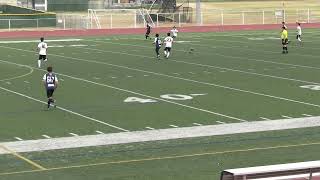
[1,116,320,155]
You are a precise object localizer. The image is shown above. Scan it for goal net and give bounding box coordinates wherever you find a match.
[88,9,149,29]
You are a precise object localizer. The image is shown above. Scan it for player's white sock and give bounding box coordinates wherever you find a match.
[298,38,301,42]
[44,58,48,62]
[164,51,167,55]
[38,60,41,68]
[167,52,170,58]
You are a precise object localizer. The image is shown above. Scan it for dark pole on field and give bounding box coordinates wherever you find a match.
[31,0,35,9]
[195,0,201,25]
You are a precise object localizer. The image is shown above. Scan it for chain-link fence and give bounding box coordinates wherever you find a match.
[1,8,320,31]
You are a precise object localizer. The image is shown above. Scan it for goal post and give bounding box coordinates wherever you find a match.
[87,9,147,29]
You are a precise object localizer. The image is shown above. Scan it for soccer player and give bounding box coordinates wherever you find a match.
[281,27,288,54]
[296,22,302,46]
[282,21,287,30]
[42,66,58,108]
[153,33,162,59]
[37,37,48,68]
[170,26,179,39]
[281,21,290,43]
[145,22,152,40]
[164,32,174,59]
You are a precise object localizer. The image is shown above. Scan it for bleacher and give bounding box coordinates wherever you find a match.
[221,161,320,180]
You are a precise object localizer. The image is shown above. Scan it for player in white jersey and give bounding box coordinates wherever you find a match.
[296,22,302,46]
[37,37,48,68]
[163,32,174,59]
[42,66,58,108]
[170,26,179,39]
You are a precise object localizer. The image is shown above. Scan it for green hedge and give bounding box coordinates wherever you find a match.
[47,0,88,11]
[0,5,44,14]
[0,5,56,29]
[0,14,56,29]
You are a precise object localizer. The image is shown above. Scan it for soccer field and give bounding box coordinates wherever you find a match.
[1,29,320,179]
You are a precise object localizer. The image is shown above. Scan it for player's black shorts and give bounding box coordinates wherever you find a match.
[146,30,150,35]
[164,47,171,52]
[39,55,47,60]
[282,39,288,45]
[155,46,161,53]
[296,35,301,39]
[46,88,55,98]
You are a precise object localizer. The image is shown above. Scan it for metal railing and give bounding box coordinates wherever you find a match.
[0,8,319,31]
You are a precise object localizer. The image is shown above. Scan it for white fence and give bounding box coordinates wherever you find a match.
[0,8,319,31]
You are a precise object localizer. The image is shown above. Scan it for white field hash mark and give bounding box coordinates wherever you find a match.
[169,125,179,128]
[14,137,23,141]
[83,40,320,87]
[0,86,129,132]
[190,93,207,96]
[69,133,79,136]
[42,135,51,139]
[193,123,203,126]
[14,43,320,123]
[216,121,226,124]
[145,127,155,130]
[5,45,320,111]
[302,114,313,117]
[68,46,320,110]
[260,117,271,120]
[96,131,104,134]
[282,115,293,119]
[2,114,320,155]
[0,59,246,122]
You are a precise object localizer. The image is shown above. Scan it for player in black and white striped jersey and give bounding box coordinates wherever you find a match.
[153,33,162,59]
[42,66,58,108]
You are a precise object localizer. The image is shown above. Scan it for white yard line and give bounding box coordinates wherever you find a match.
[0,59,246,122]
[2,116,320,154]
[186,36,320,60]
[2,48,320,116]
[87,39,320,71]
[0,86,129,132]
[66,47,320,109]
[0,39,82,44]
[87,39,320,75]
